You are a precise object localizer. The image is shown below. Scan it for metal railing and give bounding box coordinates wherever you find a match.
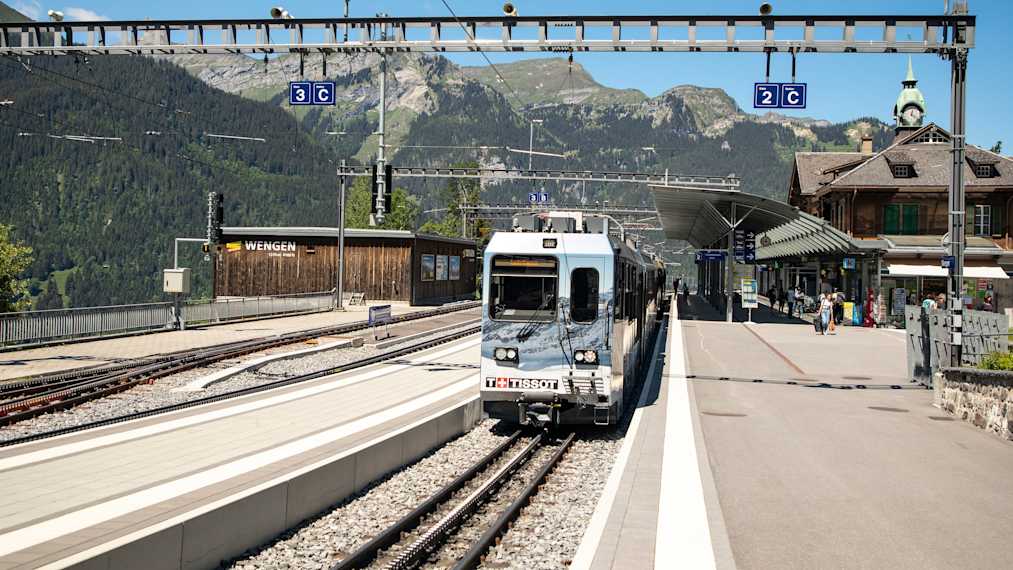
[183,291,335,326]
[0,291,335,349]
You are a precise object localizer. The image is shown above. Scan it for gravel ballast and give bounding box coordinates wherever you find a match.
[228,419,515,570]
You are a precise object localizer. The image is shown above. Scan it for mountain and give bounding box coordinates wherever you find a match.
[0,41,893,308]
[461,58,647,107]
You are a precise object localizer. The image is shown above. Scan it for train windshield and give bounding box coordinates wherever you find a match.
[489,255,558,322]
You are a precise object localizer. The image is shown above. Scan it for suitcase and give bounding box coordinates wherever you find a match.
[814,314,823,334]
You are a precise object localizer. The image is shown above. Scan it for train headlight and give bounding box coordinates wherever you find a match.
[574,351,585,362]
[575,350,598,365]
[494,347,518,362]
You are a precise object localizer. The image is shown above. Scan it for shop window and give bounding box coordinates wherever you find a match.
[570,268,599,323]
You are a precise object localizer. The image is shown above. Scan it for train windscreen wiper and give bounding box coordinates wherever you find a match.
[516,294,554,342]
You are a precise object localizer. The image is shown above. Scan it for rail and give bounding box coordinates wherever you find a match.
[0,290,335,349]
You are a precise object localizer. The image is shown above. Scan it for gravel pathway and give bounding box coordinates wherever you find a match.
[0,323,477,443]
[227,419,515,570]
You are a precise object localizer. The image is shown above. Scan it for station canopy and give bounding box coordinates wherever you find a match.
[649,185,862,259]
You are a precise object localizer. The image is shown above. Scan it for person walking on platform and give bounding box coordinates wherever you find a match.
[787,287,796,318]
[793,286,804,318]
[819,293,834,336]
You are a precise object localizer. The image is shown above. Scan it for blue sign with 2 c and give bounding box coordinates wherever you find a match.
[753,82,807,109]
[289,81,336,106]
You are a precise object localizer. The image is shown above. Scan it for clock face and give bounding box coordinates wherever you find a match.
[901,105,923,125]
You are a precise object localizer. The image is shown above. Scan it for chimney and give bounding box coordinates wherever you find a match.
[859,136,873,154]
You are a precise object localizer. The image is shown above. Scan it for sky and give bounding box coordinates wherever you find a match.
[10,0,1011,149]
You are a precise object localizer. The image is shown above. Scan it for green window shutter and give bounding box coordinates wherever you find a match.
[884,204,900,234]
[966,204,976,236]
[992,204,1003,237]
[902,204,919,235]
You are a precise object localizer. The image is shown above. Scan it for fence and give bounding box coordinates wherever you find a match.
[0,291,335,349]
[905,305,1009,386]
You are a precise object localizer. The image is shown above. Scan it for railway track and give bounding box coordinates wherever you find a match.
[335,430,575,570]
[0,302,479,432]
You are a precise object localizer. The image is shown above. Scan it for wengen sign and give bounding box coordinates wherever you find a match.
[244,241,296,252]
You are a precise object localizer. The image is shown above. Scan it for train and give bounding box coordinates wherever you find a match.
[480,211,666,427]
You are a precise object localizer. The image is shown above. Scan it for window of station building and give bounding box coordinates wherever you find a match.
[570,268,599,323]
[973,205,993,236]
[489,255,558,322]
[891,164,914,178]
[883,204,919,235]
[974,164,996,178]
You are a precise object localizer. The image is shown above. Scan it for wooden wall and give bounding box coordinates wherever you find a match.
[343,237,413,302]
[827,191,1013,240]
[411,236,478,305]
[214,237,339,297]
[214,233,477,304]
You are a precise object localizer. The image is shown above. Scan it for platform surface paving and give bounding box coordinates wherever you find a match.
[0,302,437,381]
[0,336,480,569]
[585,295,1013,569]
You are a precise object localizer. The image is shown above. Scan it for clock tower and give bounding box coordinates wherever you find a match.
[893,57,926,136]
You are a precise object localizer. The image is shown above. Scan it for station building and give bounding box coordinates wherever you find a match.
[214,227,477,305]
[762,59,1013,323]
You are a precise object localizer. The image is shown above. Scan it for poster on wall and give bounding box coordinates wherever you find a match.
[421,255,435,281]
[449,256,461,280]
[436,255,448,281]
[891,288,907,315]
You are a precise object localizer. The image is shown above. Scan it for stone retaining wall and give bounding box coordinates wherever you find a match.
[937,368,1013,441]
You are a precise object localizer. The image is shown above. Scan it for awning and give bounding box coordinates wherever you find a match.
[884,263,1009,279]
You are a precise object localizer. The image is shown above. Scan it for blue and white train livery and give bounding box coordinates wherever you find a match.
[480,212,665,427]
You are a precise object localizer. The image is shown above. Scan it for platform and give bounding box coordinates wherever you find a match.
[577,295,1013,569]
[0,302,436,381]
[0,335,481,569]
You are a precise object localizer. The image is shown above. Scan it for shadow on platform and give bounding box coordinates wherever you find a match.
[677,294,809,325]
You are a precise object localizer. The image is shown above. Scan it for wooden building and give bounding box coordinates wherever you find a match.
[214,227,477,305]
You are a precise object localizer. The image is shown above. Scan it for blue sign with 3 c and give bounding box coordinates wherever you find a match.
[289,82,311,106]
[528,192,549,203]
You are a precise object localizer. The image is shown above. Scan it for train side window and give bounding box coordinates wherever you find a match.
[570,268,599,323]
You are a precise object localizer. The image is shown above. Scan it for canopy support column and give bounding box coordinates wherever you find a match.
[726,203,736,322]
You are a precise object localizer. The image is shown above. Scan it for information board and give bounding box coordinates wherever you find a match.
[368,304,392,326]
[741,278,758,309]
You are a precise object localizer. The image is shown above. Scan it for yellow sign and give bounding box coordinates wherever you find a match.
[225,241,242,253]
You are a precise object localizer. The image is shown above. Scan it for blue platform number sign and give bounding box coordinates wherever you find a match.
[528,192,549,204]
[780,83,807,109]
[312,81,336,106]
[528,192,538,203]
[289,82,311,106]
[753,82,807,109]
[539,191,549,203]
[754,83,780,108]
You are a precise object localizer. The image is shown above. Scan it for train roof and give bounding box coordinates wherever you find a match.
[485,231,614,257]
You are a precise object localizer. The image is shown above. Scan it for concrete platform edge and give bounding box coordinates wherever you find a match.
[52,396,482,570]
[369,319,481,350]
[569,318,668,569]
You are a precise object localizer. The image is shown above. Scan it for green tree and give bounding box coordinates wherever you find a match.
[343,177,419,231]
[35,279,64,310]
[419,161,489,242]
[0,224,33,312]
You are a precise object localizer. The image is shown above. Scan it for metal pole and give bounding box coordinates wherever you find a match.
[726,203,736,322]
[337,159,347,310]
[374,46,387,224]
[948,45,968,366]
[528,121,534,171]
[343,0,349,41]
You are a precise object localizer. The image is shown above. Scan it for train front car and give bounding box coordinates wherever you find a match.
[480,219,616,427]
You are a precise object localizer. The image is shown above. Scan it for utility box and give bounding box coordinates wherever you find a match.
[163,268,191,294]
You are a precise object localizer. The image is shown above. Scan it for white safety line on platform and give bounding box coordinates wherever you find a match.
[655,312,717,569]
[0,337,480,472]
[569,319,668,569]
[175,338,354,392]
[0,376,478,559]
